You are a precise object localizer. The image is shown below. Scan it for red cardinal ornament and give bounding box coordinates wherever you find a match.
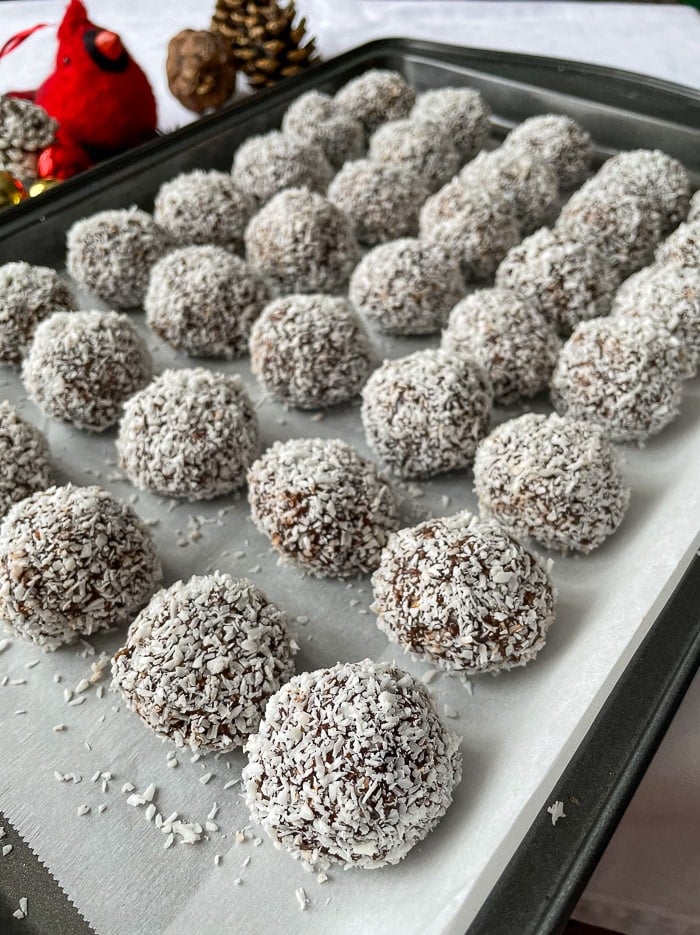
[1,0,157,179]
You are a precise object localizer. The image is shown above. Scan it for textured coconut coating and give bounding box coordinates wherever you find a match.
[420,183,520,282]
[22,311,152,432]
[655,219,700,271]
[442,288,561,405]
[460,149,559,234]
[66,208,173,308]
[0,94,57,150]
[612,265,700,377]
[247,437,398,577]
[361,348,492,479]
[112,573,297,752]
[243,658,461,870]
[368,118,460,194]
[249,294,372,408]
[495,227,618,336]
[557,184,661,278]
[411,87,491,163]
[0,401,50,517]
[473,413,630,553]
[118,368,258,500]
[282,90,364,170]
[503,114,593,191]
[145,245,269,359]
[0,484,161,650]
[232,130,333,204]
[688,190,700,224]
[596,149,690,232]
[372,511,555,673]
[328,159,427,246]
[334,69,416,136]
[153,170,256,254]
[245,187,359,294]
[0,262,74,365]
[551,317,685,443]
[349,237,465,335]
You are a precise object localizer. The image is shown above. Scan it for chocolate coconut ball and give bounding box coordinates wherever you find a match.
[442,288,560,405]
[232,130,333,205]
[612,265,700,377]
[368,118,460,194]
[361,348,492,479]
[335,69,416,137]
[0,262,74,365]
[112,573,297,752]
[420,184,520,281]
[328,159,427,245]
[551,317,686,443]
[0,484,161,650]
[245,187,359,294]
[503,114,593,191]
[655,219,700,271]
[0,401,50,517]
[249,294,372,408]
[22,311,152,432]
[411,87,491,163]
[474,412,630,553]
[460,149,559,234]
[596,149,691,233]
[349,238,464,335]
[282,90,364,170]
[243,658,461,870]
[153,170,256,254]
[66,208,173,309]
[145,245,269,358]
[118,368,258,500]
[495,227,618,336]
[247,437,398,577]
[372,511,555,673]
[687,190,700,224]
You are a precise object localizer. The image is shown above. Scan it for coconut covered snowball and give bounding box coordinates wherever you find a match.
[0,262,74,365]
[243,658,461,870]
[442,288,560,405]
[118,368,258,500]
[596,149,691,233]
[503,114,593,191]
[372,511,555,673]
[249,294,372,408]
[368,118,460,194]
[232,130,333,204]
[282,90,364,170]
[328,159,428,245]
[420,183,520,282]
[551,316,686,443]
[473,412,630,553]
[0,484,161,650]
[361,348,492,479]
[655,219,700,271]
[22,311,152,432]
[688,190,700,224]
[66,208,173,308]
[145,245,269,358]
[612,265,700,377]
[112,572,297,752]
[153,170,256,254]
[349,238,464,335]
[335,69,416,136]
[245,187,359,294]
[248,437,398,577]
[0,401,50,516]
[411,87,491,163]
[495,227,618,336]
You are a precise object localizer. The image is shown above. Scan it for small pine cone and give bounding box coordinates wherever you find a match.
[166,29,238,113]
[0,96,57,152]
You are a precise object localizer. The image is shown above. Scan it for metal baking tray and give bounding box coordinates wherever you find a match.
[0,40,699,935]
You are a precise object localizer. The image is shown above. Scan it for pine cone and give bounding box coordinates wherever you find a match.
[167,30,238,113]
[0,96,57,152]
[211,0,318,90]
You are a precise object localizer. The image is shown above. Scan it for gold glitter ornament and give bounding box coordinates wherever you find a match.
[28,178,62,198]
[0,171,26,208]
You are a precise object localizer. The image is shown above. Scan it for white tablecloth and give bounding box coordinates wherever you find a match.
[1,3,699,933]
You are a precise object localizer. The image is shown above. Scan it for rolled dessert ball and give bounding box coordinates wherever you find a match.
[0,483,161,649]
[368,118,460,194]
[334,69,416,136]
[473,412,630,553]
[232,130,333,204]
[0,262,74,365]
[654,219,700,271]
[282,90,364,170]
[502,113,593,191]
[243,658,461,869]
[0,400,51,516]
[411,86,491,163]
[687,190,700,224]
